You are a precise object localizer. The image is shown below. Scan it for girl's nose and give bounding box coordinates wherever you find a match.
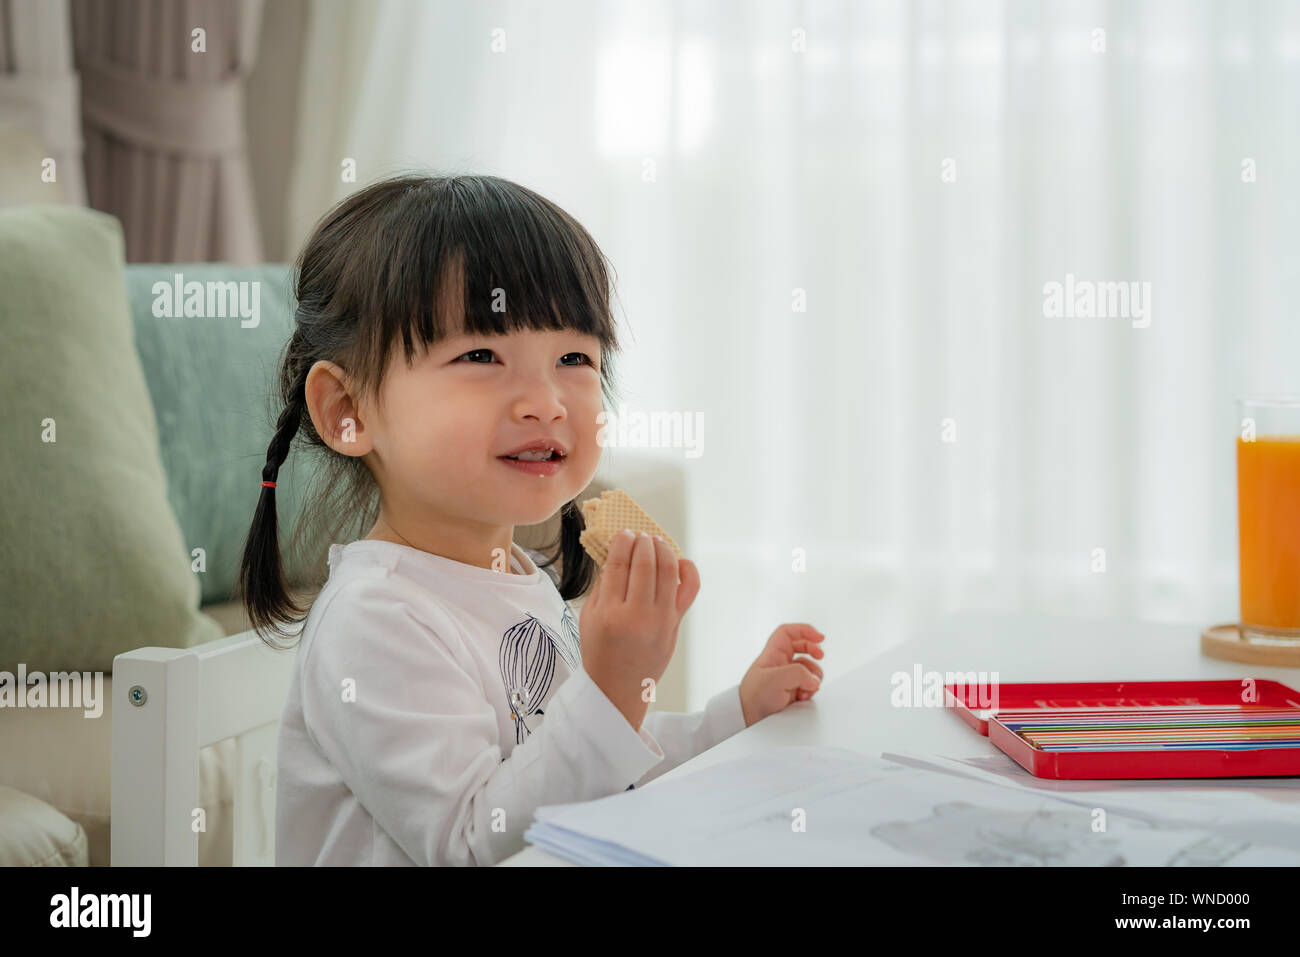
[511,387,566,422]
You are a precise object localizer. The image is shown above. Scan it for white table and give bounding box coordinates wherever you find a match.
[499,610,1300,866]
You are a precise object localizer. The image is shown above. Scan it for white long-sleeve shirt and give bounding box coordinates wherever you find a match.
[275,538,746,866]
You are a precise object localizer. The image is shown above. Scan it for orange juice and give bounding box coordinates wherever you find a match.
[1237,435,1300,632]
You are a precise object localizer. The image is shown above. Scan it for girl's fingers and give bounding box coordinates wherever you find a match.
[674,558,701,618]
[626,532,656,607]
[652,536,678,607]
[775,624,826,657]
[602,529,636,604]
[795,657,824,681]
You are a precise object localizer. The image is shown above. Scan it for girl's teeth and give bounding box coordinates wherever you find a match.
[513,450,553,461]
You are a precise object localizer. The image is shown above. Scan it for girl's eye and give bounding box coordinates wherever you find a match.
[454,349,596,368]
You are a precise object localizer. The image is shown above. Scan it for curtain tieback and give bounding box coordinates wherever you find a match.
[79,58,245,156]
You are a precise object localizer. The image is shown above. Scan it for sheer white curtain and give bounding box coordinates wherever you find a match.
[0,0,84,205]
[286,0,1300,706]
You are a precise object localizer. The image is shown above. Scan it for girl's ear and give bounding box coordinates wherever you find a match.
[305,359,374,457]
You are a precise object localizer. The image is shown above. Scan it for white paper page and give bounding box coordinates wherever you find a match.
[885,750,1300,864]
[527,746,1264,866]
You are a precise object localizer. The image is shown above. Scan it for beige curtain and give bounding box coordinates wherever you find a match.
[71,0,264,262]
[0,0,85,205]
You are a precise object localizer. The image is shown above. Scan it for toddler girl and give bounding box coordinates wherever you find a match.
[237,174,825,866]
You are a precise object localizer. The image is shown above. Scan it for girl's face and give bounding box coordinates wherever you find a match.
[361,327,605,533]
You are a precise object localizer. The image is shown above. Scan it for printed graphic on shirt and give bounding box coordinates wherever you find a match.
[498,614,577,744]
[559,603,582,670]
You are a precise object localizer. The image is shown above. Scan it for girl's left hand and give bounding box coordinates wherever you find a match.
[738,623,826,727]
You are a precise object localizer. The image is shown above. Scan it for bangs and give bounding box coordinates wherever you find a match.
[339,175,622,402]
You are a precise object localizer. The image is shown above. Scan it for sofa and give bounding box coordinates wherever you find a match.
[0,204,689,866]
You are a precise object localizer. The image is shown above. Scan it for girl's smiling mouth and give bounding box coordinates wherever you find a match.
[497,438,568,475]
[498,455,566,476]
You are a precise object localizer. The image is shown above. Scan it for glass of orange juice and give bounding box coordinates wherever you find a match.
[1236,396,1300,643]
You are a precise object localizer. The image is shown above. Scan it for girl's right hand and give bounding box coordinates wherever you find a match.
[579,529,700,732]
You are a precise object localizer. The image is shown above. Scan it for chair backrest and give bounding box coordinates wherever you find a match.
[111,628,298,866]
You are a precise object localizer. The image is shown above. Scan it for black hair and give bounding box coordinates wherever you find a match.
[236,174,623,645]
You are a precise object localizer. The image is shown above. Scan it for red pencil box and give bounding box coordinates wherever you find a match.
[944,679,1300,779]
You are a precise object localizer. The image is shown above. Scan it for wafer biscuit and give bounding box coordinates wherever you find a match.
[578,489,682,566]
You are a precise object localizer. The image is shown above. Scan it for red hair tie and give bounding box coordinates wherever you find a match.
[261,481,276,488]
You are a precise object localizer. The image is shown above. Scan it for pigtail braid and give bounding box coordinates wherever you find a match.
[536,497,598,602]
[238,367,311,645]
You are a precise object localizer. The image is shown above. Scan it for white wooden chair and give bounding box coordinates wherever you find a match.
[111,627,299,865]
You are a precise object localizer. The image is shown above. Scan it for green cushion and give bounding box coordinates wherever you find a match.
[0,206,223,674]
[123,264,314,604]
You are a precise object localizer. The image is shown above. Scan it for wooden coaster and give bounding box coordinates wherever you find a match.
[1201,623,1300,667]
